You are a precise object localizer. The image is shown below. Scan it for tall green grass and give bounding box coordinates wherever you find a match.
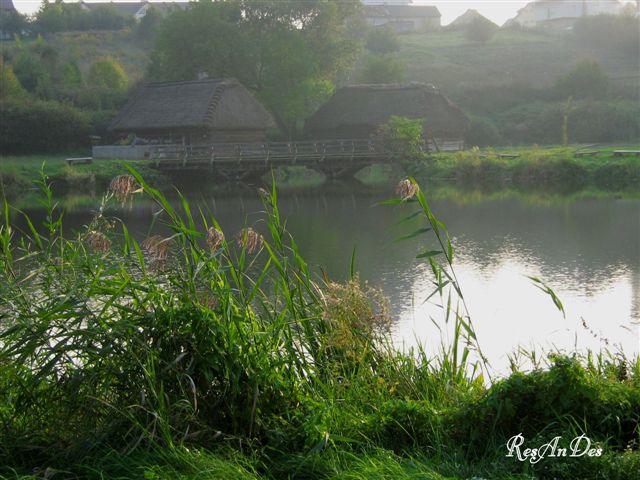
[0,169,637,479]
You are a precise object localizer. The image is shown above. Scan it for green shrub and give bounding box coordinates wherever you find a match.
[359,55,405,84]
[366,400,442,452]
[0,98,90,153]
[88,57,128,91]
[365,27,400,55]
[555,60,610,100]
[455,355,640,455]
[464,116,503,147]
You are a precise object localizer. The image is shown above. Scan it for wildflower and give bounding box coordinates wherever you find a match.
[235,227,262,254]
[87,231,111,253]
[141,235,173,260]
[396,179,418,201]
[109,175,141,202]
[206,227,225,252]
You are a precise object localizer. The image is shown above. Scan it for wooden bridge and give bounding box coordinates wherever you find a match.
[147,139,396,180]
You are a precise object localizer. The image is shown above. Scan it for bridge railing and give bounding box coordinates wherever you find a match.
[148,139,388,167]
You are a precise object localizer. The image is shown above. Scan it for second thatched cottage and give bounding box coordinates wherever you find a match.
[304,83,469,151]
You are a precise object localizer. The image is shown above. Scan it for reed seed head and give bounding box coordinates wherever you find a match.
[141,235,173,260]
[109,175,141,202]
[235,227,262,254]
[396,179,418,201]
[257,187,270,199]
[206,227,225,252]
[87,231,111,253]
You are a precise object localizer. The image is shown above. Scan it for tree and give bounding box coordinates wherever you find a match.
[360,55,405,84]
[555,60,610,100]
[0,60,27,99]
[365,27,400,55]
[88,57,128,91]
[149,0,362,136]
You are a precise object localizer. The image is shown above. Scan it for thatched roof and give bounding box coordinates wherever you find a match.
[305,83,468,136]
[110,79,276,133]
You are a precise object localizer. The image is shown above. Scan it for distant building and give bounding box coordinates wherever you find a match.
[0,0,15,11]
[109,79,276,145]
[305,83,469,151]
[508,0,624,28]
[362,1,441,33]
[1,0,18,39]
[79,1,189,22]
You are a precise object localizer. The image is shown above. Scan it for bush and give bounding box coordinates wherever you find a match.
[0,98,90,154]
[464,116,503,147]
[359,55,405,84]
[365,27,400,55]
[499,102,564,145]
[88,57,128,91]
[0,60,27,99]
[555,60,610,100]
[569,101,640,143]
[456,355,640,455]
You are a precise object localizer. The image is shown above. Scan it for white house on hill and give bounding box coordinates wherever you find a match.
[509,0,625,28]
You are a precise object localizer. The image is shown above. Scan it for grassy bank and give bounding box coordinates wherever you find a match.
[413,146,640,193]
[0,155,169,201]
[0,171,638,479]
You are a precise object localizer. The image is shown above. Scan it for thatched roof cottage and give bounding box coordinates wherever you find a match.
[305,83,469,151]
[109,78,276,144]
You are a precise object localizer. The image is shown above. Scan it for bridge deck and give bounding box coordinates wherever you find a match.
[148,139,392,171]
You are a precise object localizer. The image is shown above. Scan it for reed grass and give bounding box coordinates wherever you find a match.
[0,169,637,479]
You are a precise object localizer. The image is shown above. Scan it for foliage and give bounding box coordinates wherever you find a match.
[359,54,405,84]
[365,27,400,55]
[555,60,610,100]
[0,60,27,99]
[464,17,498,43]
[88,56,128,91]
[136,5,164,41]
[12,47,54,98]
[377,116,426,172]
[34,1,134,33]
[0,98,90,153]
[573,13,640,56]
[464,115,503,148]
[149,0,362,134]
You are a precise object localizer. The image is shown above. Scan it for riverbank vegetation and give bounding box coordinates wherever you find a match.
[0,171,638,479]
[1,144,638,206]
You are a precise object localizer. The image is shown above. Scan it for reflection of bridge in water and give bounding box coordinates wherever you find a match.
[148,139,396,180]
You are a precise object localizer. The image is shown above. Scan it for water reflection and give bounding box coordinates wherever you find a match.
[15,186,640,374]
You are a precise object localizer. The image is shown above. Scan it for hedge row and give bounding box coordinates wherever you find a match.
[0,99,91,154]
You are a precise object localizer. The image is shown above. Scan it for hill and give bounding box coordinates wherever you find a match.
[398,28,640,92]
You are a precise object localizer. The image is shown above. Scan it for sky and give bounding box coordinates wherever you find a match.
[11,1,533,26]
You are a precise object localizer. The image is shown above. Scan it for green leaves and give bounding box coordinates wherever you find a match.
[527,275,566,318]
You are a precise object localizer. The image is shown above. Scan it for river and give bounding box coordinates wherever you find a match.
[17,182,640,374]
